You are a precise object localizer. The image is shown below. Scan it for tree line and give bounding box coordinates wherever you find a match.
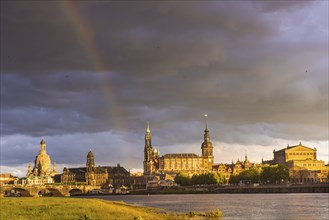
[174,164,290,186]
[174,171,226,186]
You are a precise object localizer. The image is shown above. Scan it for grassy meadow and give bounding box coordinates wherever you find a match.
[0,197,222,220]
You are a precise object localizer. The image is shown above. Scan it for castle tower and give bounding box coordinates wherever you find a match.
[201,114,214,170]
[143,122,154,175]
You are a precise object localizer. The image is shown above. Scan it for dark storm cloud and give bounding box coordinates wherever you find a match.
[1,1,328,169]
[0,1,277,75]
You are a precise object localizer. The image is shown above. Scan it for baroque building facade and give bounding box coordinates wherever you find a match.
[265,143,328,182]
[143,116,214,177]
[61,150,131,187]
[212,154,256,183]
[23,139,58,185]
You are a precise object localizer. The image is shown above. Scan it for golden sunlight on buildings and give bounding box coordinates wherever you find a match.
[265,142,329,183]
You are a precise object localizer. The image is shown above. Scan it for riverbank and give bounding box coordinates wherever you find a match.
[79,193,329,219]
[0,197,222,220]
[137,183,329,195]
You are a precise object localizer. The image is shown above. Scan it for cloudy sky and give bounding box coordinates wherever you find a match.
[1,1,328,177]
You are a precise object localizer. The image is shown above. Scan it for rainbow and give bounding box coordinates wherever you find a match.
[60,1,132,158]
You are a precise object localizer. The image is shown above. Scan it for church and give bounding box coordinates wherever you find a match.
[143,115,214,177]
[24,138,58,185]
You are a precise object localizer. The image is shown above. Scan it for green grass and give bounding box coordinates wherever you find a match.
[0,197,222,220]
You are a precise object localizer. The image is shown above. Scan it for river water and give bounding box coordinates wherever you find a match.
[85,193,329,220]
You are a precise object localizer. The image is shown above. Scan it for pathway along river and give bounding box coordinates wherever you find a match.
[83,193,328,220]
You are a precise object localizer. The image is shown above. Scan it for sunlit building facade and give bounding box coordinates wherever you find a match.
[61,150,131,187]
[143,116,214,177]
[212,155,257,183]
[269,143,328,182]
[20,139,58,185]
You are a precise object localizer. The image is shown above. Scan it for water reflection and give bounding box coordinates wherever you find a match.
[86,193,329,220]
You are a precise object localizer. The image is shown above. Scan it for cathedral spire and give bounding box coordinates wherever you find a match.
[204,114,208,131]
[144,122,154,175]
[201,114,213,160]
[203,114,210,142]
[145,121,152,148]
[146,121,150,133]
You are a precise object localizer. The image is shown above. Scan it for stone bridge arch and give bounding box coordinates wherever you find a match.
[42,188,65,197]
[1,185,101,197]
[69,188,83,195]
[5,187,32,197]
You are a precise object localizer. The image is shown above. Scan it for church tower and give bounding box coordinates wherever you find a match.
[86,149,95,172]
[86,149,96,185]
[143,122,154,175]
[201,114,214,170]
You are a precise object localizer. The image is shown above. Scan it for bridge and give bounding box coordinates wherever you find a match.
[0,184,100,197]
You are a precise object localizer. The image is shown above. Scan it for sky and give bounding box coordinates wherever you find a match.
[1,1,328,177]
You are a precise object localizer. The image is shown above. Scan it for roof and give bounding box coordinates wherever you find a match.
[65,165,129,175]
[275,144,316,153]
[226,164,235,170]
[161,153,200,158]
[0,173,13,178]
[101,166,130,174]
[212,163,226,169]
[67,167,87,174]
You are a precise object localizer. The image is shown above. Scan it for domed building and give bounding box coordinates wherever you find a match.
[24,138,58,185]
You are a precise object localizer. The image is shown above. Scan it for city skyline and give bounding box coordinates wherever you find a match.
[1,1,328,177]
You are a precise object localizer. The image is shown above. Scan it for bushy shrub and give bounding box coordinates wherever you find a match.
[206,209,222,219]
[187,211,197,218]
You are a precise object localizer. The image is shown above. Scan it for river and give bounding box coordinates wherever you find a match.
[84,193,329,220]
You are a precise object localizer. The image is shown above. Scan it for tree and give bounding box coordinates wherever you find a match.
[260,164,289,184]
[174,172,190,186]
[228,167,262,184]
[216,172,227,184]
[229,174,239,184]
[190,172,226,185]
